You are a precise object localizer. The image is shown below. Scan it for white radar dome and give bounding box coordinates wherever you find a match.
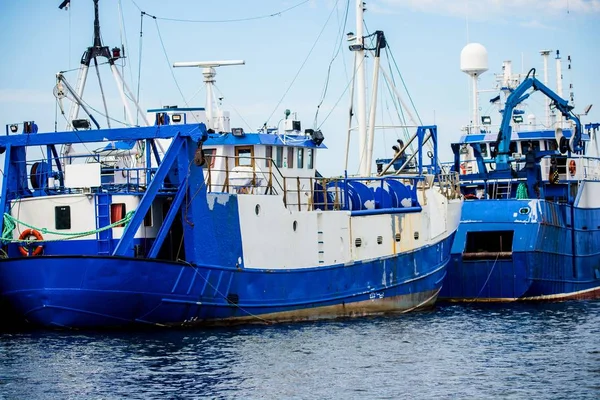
[460,43,489,75]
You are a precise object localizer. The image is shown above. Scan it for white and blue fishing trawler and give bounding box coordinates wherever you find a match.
[440,44,600,301]
[0,0,461,329]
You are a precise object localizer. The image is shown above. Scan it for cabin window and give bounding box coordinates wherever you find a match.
[287,147,294,168]
[480,144,488,158]
[144,207,152,227]
[55,206,71,230]
[463,230,514,260]
[297,148,304,169]
[265,146,273,168]
[509,141,518,154]
[276,147,284,168]
[521,141,541,154]
[545,140,558,152]
[203,148,216,168]
[307,149,314,169]
[111,203,127,228]
[235,146,254,167]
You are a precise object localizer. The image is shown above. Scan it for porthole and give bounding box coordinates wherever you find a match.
[395,233,401,242]
[255,204,260,215]
[377,236,383,245]
[355,238,362,247]
[293,221,297,231]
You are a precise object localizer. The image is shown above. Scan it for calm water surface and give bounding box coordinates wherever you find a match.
[1,301,599,399]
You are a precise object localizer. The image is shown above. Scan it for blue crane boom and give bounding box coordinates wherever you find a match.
[494,68,583,171]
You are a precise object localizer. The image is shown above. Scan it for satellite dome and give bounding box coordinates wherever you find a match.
[460,43,489,75]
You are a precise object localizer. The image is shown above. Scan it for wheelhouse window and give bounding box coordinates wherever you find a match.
[480,144,488,158]
[55,206,71,230]
[521,140,540,154]
[203,148,217,168]
[297,148,304,169]
[235,146,254,167]
[111,203,127,228]
[287,147,294,168]
[265,146,273,168]
[276,147,284,168]
[307,149,314,169]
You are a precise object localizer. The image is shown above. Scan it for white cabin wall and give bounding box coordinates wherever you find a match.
[11,194,158,241]
[237,189,456,270]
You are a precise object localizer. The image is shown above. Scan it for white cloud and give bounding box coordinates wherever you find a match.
[370,0,600,20]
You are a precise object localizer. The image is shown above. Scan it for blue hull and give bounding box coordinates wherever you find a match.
[440,200,600,301]
[0,234,453,329]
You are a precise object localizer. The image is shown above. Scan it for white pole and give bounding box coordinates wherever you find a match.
[344,57,357,171]
[556,50,563,128]
[66,64,89,130]
[365,55,381,175]
[540,50,551,126]
[378,65,418,126]
[94,58,111,128]
[110,63,135,126]
[203,67,216,130]
[113,65,150,126]
[355,0,368,175]
[472,74,478,133]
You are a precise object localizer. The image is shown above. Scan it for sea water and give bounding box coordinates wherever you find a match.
[1,301,598,399]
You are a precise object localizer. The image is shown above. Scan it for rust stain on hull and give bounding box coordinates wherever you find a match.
[175,288,441,328]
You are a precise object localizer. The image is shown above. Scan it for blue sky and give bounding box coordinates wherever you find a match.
[0,0,598,175]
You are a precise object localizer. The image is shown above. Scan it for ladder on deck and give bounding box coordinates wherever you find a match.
[95,193,113,255]
[493,181,512,199]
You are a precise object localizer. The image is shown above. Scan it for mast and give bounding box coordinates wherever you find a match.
[555,50,563,128]
[540,50,551,127]
[172,60,245,131]
[355,0,368,175]
[59,0,149,133]
[365,31,386,175]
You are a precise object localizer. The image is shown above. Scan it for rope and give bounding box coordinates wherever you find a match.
[516,182,528,199]
[2,211,135,244]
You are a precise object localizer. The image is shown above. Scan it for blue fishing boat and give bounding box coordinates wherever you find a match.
[0,0,461,329]
[441,45,600,301]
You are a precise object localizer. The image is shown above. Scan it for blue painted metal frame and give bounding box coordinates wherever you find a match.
[147,177,188,259]
[112,134,186,256]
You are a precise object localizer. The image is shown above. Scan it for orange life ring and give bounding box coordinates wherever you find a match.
[568,160,576,176]
[18,229,44,256]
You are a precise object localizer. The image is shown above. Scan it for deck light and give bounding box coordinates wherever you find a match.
[232,128,245,137]
[9,124,18,133]
[72,119,91,130]
[481,116,491,125]
[512,115,524,123]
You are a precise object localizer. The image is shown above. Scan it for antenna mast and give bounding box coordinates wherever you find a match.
[57,0,148,133]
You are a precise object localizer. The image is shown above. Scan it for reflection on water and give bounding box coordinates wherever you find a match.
[1,301,599,399]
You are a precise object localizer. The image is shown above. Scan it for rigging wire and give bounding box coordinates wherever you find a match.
[152,19,199,122]
[129,0,310,23]
[317,56,366,129]
[264,1,340,127]
[213,84,254,132]
[313,0,349,128]
[136,11,154,124]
